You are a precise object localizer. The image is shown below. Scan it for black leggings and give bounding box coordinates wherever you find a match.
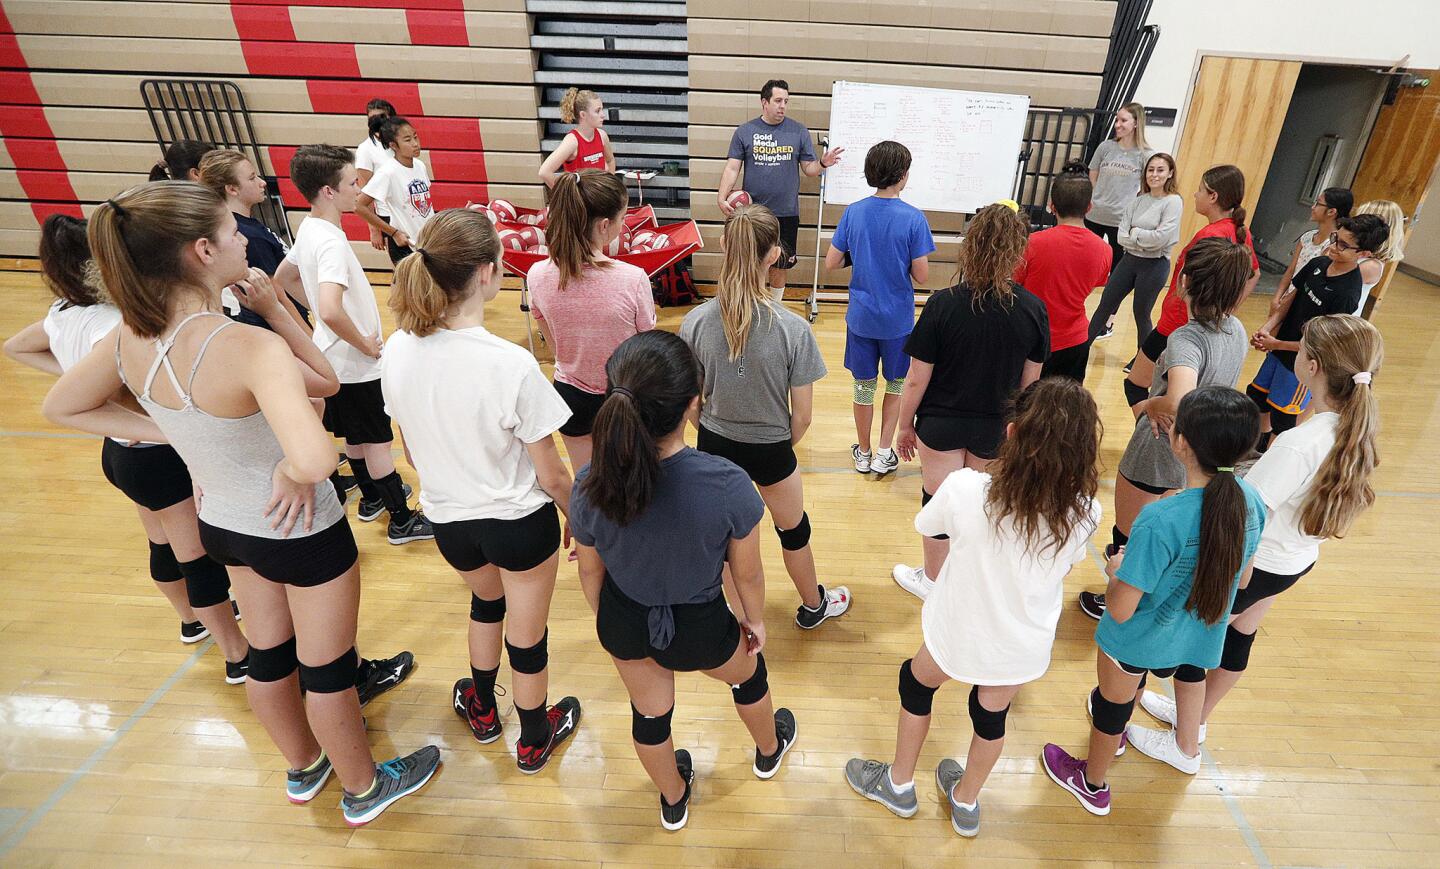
[1088,253,1170,342]
[1084,218,1124,270]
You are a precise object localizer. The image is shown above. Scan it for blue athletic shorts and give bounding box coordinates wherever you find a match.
[844,330,911,382]
[1247,353,1310,415]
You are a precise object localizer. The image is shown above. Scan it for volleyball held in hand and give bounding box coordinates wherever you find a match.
[725,190,752,209]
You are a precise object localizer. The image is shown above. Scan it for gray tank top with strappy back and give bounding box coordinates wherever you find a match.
[118,312,345,539]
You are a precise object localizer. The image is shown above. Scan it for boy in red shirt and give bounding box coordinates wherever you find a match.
[1013,162,1112,382]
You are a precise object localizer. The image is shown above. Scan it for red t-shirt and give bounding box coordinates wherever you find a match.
[1155,218,1259,336]
[562,128,606,173]
[1013,225,1112,351]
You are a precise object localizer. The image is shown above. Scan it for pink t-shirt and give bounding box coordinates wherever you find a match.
[528,258,657,394]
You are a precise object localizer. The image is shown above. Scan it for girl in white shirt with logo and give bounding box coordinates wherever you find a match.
[356,117,434,264]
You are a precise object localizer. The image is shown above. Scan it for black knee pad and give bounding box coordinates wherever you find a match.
[920,491,950,541]
[505,629,549,675]
[775,512,811,551]
[1090,687,1135,736]
[249,636,299,683]
[967,685,1010,740]
[1123,378,1149,408]
[631,703,674,746]
[1175,664,1207,683]
[1271,410,1299,435]
[148,541,183,583]
[1220,624,1257,673]
[470,594,506,623]
[299,647,359,694]
[898,659,938,716]
[731,652,769,706]
[179,555,231,609]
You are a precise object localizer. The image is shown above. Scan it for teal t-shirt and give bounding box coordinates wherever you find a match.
[1095,482,1266,669]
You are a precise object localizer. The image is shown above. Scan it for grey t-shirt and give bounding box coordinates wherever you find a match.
[727,117,818,218]
[679,299,828,443]
[1088,140,1151,227]
[1118,315,1248,490]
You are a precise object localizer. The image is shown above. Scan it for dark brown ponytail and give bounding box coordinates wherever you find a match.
[1202,164,1247,245]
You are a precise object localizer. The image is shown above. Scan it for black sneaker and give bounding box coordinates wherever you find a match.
[516,696,581,775]
[356,651,415,707]
[335,473,358,493]
[179,620,208,644]
[661,749,695,831]
[1122,356,1135,375]
[1079,591,1107,620]
[225,653,249,685]
[388,511,435,545]
[232,600,242,621]
[358,483,412,522]
[1095,325,1114,341]
[753,707,797,779]
[794,585,851,630]
[452,677,503,744]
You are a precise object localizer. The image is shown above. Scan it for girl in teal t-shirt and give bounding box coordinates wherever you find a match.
[1043,386,1265,816]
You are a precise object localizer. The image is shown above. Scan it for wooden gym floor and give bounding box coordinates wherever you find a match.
[0,267,1437,868]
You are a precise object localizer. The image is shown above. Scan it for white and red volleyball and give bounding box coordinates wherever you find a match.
[725,190,752,209]
[531,244,549,256]
[497,228,525,251]
[518,226,546,248]
[643,232,671,250]
[630,230,658,249]
[605,226,634,256]
[489,198,518,221]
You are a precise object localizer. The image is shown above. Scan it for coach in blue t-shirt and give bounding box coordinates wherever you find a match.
[824,141,935,476]
[718,79,844,301]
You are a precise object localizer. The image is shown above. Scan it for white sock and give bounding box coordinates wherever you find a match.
[888,769,914,793]
[955,798,977,811]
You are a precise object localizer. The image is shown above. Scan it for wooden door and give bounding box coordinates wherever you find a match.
[1172,57,1303,246]
[1350,71,1440,317]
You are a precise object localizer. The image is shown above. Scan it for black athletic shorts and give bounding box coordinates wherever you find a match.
[914,414,1004,460]
[696,425,797,487]
[325,379,393,446]
[1042,342,1090,383]
[596,576,741,672]
[199,516,358,587]
[100,440,194,511]
[776,215,800,270]
[553,380,605,438]
[1120,471,1171,496]
[432,501,560,573]
[1140,327,1169,363]
[1231,563,1313,615]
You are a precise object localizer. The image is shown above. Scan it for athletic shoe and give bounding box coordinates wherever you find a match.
[341,746,441,827]
[891,564,935,601]
[1095,325,1114,341]
[754,707,797,779]
[1122,357,1135,375]
[356,651,415,707]
[1084,692,1129,757]
[452,677,503,744]
[286,751,333,804]
[358,483,413,522]
[1041,743,1111,816]
[936,758,979,837]
[387,511,435,545]
[1126,723,1201,775]
[661,749,694,831]
[232,600,242,621]
[871,448,900,476]
[179,620,208,644]
[516,696,581,775]
[852,444,872,474]
[794,585,851,629]
[334,473,358,493]
[224,654,249,685]
[844,758,918,818]
[1079,590,1107,620]
[1140,691,1207,743]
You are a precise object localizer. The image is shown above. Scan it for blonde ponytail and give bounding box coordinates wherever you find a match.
[559,87,598,125]
[389,208,501,337]
[1298,315,1383,539]
[716,204,780,361]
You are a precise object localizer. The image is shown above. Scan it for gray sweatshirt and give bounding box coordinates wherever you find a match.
[1118,193,1183,259]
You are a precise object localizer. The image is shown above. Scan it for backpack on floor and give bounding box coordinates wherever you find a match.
[652,258,696,307]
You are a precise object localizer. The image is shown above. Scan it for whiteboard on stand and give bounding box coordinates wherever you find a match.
[823,81,1029,214]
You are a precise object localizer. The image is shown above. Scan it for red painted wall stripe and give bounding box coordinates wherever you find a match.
[406,10,468,47]
[305,80,423,115]
[238,0,463,9]
[0,71,41,104]
[239,40,361,77]
[4,139,69,171]
[0,3,80,226]
[231,6,297,41]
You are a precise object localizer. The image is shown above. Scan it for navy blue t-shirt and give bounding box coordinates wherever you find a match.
[233,212,310,329]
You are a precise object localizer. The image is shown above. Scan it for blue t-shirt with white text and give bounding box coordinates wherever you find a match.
[831,196,935,339]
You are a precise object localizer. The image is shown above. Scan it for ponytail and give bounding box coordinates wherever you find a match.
[1201,164,1248,245]
[559,87,599,125]
[547,170,626,289]
[1297,315,1382,538]
[581,331,701,526]
[148,140,214,183]
[954,203,1027,307]
[1180,237,1252,327]
[389,208,501,337]
[717,204,780,360]
[1231,206,1248,246]
[1172,386,1261,626]
[39,214,104,308]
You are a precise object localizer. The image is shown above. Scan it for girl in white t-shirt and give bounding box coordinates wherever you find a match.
[356,116,434,265]
[1136,314,1383,745]
[382,209,583,774]
[845,378,1102,838]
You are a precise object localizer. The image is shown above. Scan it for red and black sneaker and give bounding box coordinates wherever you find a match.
[452,678,502,744]
[516,696,581,775]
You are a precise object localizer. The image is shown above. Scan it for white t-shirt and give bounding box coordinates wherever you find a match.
[43,299,120,371]
[361,158,433,241]
[355,137,393,218]
[1246,412,1339,574]
[918,468,1100,685]
[1296,229,1330,269]
[286,216,382,383]
[380,326,571,523]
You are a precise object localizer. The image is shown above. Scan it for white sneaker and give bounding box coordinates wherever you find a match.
[795,585,851,629]
[852,444,872,473]
[891,565,935,600]
[1126,724,1201,775]
[871,448,899,476]
[1140,690,1207,744]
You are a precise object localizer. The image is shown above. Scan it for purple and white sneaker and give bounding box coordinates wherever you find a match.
[1041,744,1111,816]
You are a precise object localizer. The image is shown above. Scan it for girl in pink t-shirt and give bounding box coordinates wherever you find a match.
[528,171,657,472]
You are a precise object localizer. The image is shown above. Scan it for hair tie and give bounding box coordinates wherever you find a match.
[413,246,428,260]
[1352,371,1372,386]
[107,199,128,219]
[994,198,1021,213]
[1216,466,1235,473]
[611,386,635,400]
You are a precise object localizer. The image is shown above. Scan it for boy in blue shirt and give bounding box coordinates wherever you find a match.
[825,140,936,476]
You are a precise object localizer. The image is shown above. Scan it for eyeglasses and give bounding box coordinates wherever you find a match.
[1328,232,1360,253]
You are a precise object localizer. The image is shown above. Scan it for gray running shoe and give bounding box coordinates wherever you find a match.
[286,751,333,804]
[844,758,918,818]
[341,745,441,827]
[937,758,980,837]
